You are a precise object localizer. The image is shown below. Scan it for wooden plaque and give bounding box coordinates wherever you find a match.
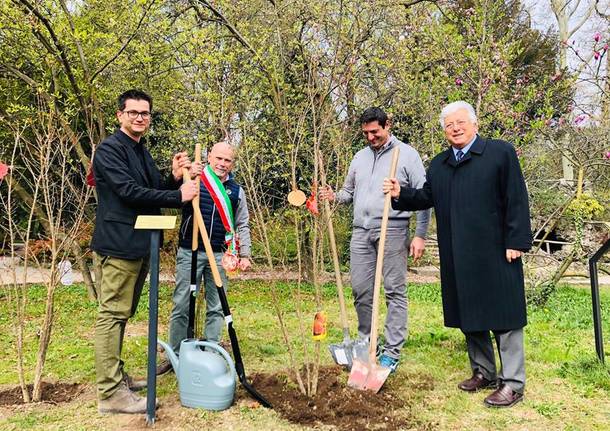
[134,215,177,230]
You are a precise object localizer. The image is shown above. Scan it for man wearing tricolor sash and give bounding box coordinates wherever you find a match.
[159,142,252,373]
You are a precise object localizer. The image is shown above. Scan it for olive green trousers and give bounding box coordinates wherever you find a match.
[94,253,149,399]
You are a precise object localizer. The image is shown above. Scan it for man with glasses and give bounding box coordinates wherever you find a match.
[383,100,532,408]
[91,89,199,414]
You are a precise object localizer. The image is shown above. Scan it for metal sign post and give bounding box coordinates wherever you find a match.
[135,215,177,425]
[589,237,609,364]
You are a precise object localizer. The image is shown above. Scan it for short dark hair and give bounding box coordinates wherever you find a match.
[359,107,388,128]
[118,89,152,111]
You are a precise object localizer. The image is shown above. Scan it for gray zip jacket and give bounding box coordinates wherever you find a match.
[336,136,430,237]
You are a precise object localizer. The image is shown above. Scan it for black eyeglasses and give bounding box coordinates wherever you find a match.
[122,110,151,120]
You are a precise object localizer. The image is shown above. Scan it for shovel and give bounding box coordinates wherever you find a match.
[347,146,400,393]
[187,144,202,339]
[318,151,355,369]
[183,166,272,408]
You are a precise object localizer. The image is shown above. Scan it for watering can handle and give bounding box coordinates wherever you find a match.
[191,340,237,381]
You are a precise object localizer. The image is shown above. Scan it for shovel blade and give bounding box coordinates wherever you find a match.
[347,358,370,389]
[329,342,354,370]
[351,338,369,363]
[363,364,391,393]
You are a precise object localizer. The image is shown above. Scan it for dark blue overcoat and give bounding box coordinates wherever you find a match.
[393,136,532,332]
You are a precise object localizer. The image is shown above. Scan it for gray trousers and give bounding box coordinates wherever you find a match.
[168,247,228,354]
[463,328,526,393]
[350,227,409,359]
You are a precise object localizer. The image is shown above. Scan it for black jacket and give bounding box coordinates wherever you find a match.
[90,129,182,259]
[392,136,532,331]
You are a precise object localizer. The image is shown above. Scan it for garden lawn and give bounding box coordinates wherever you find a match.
[0,279,608,430]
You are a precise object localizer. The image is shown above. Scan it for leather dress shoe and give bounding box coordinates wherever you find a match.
[156,358,173,376]
[458,372,497,392]
[484,384,524,408]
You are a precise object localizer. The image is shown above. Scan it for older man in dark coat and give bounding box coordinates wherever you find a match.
[383,100,532,408]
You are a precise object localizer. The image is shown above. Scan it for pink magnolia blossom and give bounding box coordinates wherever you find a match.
[604,44,609,51]
[0,163,8,181]
[594,32,602,42]
[574,114,587,125]
[604,151,610,160]
[594,51,601,60]
[455,78,463,86]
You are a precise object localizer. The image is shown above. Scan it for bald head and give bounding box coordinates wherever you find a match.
[208,141,235,181]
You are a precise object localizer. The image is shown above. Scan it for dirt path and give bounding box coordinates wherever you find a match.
[0,257,441,286]
[2,257,608,287]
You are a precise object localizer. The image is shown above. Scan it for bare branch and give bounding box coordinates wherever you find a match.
[13,0,87,113]
[191,0,257,57]
[58,0,90,79]
[569,2,596,36]
[90,0,157,82]
[401,0,436,7]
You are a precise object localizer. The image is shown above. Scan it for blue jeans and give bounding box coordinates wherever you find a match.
[168,247,228,354]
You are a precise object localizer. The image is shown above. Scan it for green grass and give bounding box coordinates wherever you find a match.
[0,280,609,430]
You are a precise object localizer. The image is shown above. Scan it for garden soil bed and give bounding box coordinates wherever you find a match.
[0,382,85,405]
[245,365,432,431]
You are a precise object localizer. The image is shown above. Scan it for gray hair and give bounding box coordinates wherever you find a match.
[439,101,478,128]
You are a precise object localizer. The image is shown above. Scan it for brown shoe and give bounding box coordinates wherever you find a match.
[99,383,158,414]
[484,384,524,408]
[156,358,173,376]
[123,372,147,391]
[219,340,232,353]
[458,372,497,392]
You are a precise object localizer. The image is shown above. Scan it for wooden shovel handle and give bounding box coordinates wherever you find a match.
[369,146,400,363]
[318,151,349,333]
[182,146,224,288]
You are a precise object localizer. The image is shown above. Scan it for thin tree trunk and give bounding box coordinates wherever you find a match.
[32,279,57,401]
[69,240,95,300]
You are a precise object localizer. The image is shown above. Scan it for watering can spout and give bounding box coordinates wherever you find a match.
[157,340,179,372]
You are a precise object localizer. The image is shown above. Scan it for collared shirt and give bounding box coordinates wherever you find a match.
[371,136,392,153]
[452,134,478,159]
[116,129,151,183]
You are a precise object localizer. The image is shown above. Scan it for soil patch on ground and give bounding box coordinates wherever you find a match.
[247,366,430,431]
[0,382,85,406]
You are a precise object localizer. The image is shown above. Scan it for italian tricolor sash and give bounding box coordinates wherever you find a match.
[200,165,239,256]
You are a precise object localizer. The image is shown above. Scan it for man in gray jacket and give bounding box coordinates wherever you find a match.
[320,107,430,373]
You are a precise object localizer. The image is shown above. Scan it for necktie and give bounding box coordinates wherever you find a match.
[456,150,464,162]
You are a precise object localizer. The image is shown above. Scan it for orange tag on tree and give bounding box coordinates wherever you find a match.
[312,311,327,340]
[306,190,319,216]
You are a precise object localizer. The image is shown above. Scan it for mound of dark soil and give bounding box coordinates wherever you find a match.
[246,366,431,431]
[0,382,85,405]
